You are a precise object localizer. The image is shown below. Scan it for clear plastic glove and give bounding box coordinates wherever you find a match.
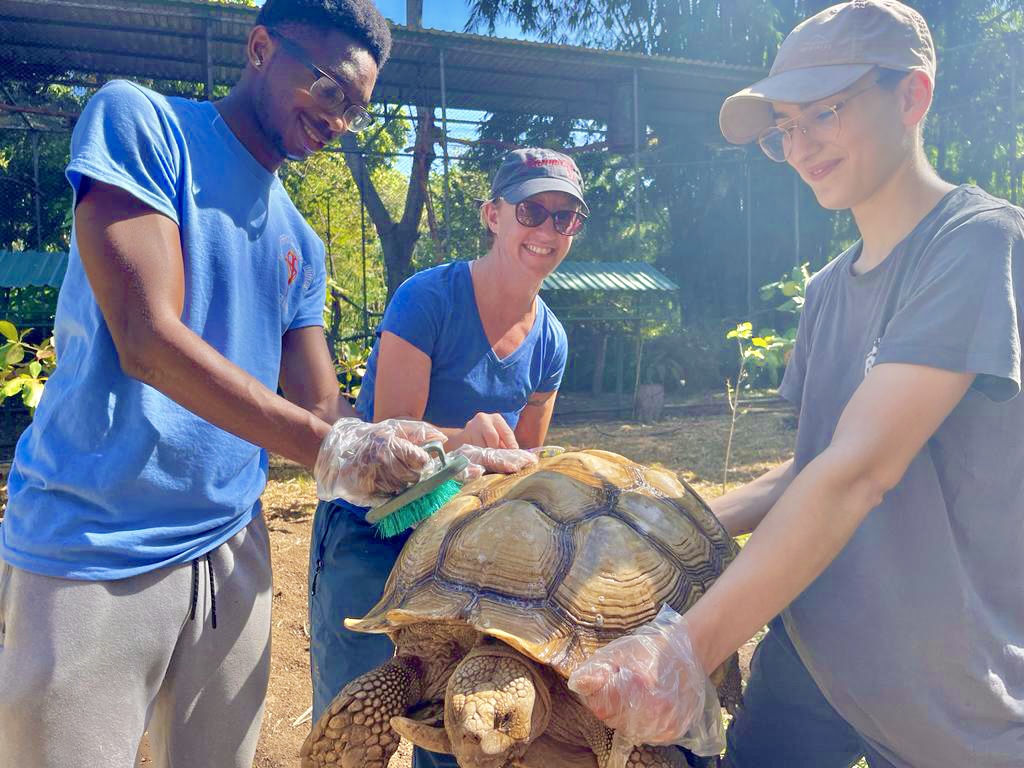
[314,418,445,506]
[452,444,538,475]
[567,604,725,755]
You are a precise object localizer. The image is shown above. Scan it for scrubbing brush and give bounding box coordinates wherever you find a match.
[364,441,469,538]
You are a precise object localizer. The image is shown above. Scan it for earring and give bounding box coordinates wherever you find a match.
[254,56,263,68]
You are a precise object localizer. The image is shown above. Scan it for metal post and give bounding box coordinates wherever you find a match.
[439,49,452,260]
[360,161,369,337]
[615,333,624,415]
[31,132,42,251]
[204,20,214,100]
[1011,38,1018,206]
[746,160,753,316]
[793,173,800,266]
[631,323,643,421]
[633,68,641,252]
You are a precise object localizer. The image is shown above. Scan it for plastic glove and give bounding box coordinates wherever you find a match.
[567,604,725,755]
[452,444,538,475]
[314,418,445,506]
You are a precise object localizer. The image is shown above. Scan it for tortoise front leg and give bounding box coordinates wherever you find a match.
[301,656,424,768]
[589,724,690,768]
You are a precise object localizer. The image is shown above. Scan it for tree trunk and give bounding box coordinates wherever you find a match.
[342,106,436,303]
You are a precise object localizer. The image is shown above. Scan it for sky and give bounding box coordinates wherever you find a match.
[252,0,528,38]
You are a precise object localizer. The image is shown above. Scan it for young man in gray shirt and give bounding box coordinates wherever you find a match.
[566,2,1024,766]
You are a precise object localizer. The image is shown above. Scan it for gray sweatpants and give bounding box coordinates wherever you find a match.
[0,516,272,768]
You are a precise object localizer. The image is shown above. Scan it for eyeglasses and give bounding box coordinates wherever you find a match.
[268,31,375,133]
[757,77,881,163]
[511,199,587,236]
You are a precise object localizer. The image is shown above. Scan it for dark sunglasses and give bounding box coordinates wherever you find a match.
[511,199,587,236]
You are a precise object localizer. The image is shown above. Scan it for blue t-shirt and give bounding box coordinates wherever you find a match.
[356,261,567,429]
[1,80,327,580]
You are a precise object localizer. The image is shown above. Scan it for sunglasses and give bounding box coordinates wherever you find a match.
[268,30,375,133]
[510,199,587,236]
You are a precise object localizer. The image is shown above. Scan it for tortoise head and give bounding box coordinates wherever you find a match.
[445,640,552,768]
[393,639,551,768]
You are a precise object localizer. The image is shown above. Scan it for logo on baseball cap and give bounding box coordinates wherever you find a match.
[719,0,936,145]
[490,148,589,214]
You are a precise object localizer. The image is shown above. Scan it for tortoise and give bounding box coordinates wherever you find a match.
[301,449,741,768]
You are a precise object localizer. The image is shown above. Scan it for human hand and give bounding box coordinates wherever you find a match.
[313,418,445,506]
[567,605,724,754]
[452,444,538,475]
[457,412,519,449]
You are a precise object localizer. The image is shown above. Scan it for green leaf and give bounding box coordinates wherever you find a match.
[22,379,44,409]
[752,337,768,348]
[0,321,17,342]
[728,321,753,341]
[2,377,25,397]
[28,361,42,378]
[5,344,25,366]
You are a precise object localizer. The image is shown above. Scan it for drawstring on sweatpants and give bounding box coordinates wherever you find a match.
[188,552,218,629]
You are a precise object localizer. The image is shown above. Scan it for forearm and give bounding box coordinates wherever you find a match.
[710,459,796,536]
[512,396,557,450]
[687,447,885,672]
[313,394,357,425]
[125,321,331,468]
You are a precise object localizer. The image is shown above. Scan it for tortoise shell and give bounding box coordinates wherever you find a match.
[348,449,739,679]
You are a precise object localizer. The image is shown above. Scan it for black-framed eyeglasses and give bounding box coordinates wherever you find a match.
[268,30,375,132]
[509,199,587,236]
[757,76,881,163]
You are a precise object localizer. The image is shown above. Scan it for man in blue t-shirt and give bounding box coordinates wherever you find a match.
[0,2,449,766]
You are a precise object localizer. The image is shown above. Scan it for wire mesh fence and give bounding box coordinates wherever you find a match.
[0,9,1021,404]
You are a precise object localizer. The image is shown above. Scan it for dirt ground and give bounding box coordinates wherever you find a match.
[243,407,796,768]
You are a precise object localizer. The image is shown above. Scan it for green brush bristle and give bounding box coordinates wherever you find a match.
[374,479,463,538]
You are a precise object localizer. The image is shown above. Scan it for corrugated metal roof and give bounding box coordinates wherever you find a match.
[0,250,68,288]
[0,0,763,134]
[542,261,678,293]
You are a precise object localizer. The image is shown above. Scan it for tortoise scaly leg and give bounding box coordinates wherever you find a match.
[300,656,424,768]
[551,690,687,768]
[589,726,689,768]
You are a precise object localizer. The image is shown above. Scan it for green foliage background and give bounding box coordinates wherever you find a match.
[0,0,1020,405]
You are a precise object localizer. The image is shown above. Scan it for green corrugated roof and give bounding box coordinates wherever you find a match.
[542,261,678,293]
[0,250,68,288]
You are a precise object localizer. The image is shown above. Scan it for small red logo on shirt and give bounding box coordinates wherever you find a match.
[285,250,299,286]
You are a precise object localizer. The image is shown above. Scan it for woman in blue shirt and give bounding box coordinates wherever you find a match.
[306,148,587,768]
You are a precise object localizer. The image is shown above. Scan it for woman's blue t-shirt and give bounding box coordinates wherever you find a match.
[356,261,567,430]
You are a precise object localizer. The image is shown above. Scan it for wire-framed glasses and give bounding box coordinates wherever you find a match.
[269,31,375,133]
[757,77,881,162]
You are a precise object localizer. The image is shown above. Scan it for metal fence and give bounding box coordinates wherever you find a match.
[1,16,1021,358]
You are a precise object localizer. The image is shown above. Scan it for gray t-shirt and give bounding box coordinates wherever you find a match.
[778,185,1024,767]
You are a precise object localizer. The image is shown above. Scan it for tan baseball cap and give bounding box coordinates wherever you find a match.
[719,0,936,145]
